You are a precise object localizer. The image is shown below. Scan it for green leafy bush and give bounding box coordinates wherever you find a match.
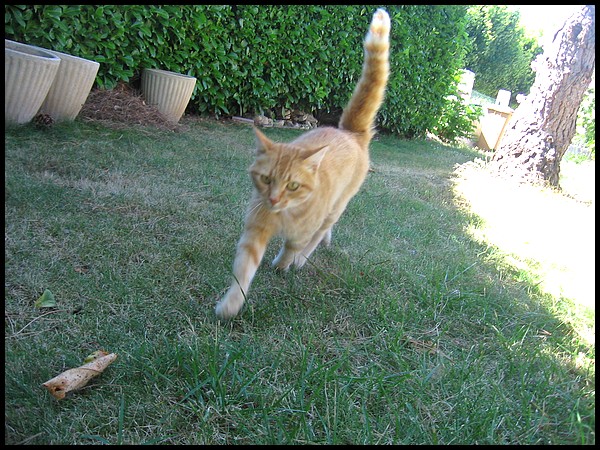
[578,84,595,157]
[432,96,483,144]
[463,5,542,103]
[5,5,471,139]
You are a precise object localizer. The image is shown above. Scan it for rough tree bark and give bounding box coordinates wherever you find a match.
[491,5,595,187]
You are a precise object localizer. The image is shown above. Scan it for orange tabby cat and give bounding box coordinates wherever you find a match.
[216,8,390,319]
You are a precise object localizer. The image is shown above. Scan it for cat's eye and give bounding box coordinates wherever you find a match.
[286,181,300,191]
[260,174,272,184]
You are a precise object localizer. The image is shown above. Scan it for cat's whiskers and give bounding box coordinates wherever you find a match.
[247,200,266,216]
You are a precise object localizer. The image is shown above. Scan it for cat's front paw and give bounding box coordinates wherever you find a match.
[272,249,293,271]
[322,228,332,247]
[215,287,244,319]
[272,258,292,271]
[292,254,309,269]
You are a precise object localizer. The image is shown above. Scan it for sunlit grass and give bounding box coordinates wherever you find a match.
[452,156,595,348]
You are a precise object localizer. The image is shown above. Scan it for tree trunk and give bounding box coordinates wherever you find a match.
[491,5,595,187]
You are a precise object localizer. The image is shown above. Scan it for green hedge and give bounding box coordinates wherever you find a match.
[5,5,469,138]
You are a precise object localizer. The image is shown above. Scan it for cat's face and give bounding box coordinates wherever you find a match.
[249,128,327,213]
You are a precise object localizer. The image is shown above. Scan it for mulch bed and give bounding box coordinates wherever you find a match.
[79,82,182,132]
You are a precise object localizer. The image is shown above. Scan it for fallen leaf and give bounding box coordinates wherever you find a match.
[42,352,118,400]
[83,350,110,363]
[34,289,56,308]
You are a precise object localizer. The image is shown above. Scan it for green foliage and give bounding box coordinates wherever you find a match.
[5,4,469,139]
[463,5,542,103]
[380,6,470,138]
[429,71,484,144]
[565,77,595,162]
[432,96,483,144]
[576,83,595,157]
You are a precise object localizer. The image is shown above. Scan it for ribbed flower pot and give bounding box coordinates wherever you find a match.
[6,39,100,122]
[141,68,196,123]
[38,49,100,121]
[5,40,61,124]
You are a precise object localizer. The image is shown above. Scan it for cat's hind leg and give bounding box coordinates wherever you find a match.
[294,208,346,268]
[273,225,332,270]
[293,228,330,269]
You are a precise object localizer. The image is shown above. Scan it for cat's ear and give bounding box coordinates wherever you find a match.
[302,145,329,172]
[253,127,274,155]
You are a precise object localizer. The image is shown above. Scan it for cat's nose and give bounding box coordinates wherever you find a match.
[269,196,280,206]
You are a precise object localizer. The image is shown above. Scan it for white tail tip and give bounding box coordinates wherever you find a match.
[368,8,391,42]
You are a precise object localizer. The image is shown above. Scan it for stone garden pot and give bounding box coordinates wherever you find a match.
[6,39,100,122]
[5,39,61,124]
[141,68,197,123]
[37,49,100,121]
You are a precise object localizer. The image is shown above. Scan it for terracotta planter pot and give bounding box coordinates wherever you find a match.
[141,68,196,123]
[5,40,61,124]
[6,39,100,122]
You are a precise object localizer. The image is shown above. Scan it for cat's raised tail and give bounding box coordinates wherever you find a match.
[338,8,390,147]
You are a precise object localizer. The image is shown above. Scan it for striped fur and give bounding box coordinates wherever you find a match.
[216,9,390,319]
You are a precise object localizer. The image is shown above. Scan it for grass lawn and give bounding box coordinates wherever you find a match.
[4,118,594,444]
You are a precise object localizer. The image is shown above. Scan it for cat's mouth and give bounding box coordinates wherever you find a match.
[267,203,285,213]
[264,199,289,213]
